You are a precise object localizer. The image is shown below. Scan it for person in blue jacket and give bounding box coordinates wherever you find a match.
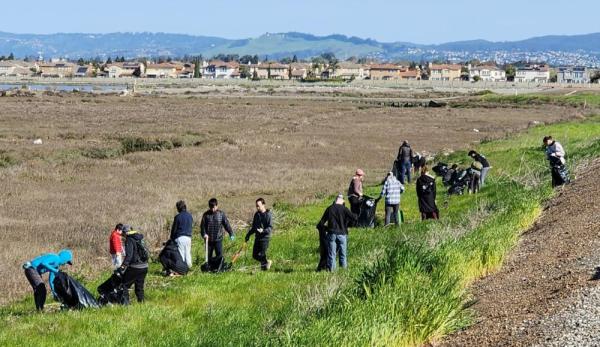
[22,249,73,311]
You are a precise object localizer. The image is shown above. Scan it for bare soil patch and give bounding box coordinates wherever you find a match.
[439,158,600,346]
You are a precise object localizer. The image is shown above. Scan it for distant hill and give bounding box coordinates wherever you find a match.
[0,30,599,61]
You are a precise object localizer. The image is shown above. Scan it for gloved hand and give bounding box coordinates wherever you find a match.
[22,261,32,270]
[230,235,235,241]
[114,267,125,278]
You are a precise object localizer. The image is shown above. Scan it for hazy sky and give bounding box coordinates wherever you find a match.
[2,0,598,43]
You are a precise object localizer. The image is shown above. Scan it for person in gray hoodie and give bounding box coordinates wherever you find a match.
[118,225,148,303]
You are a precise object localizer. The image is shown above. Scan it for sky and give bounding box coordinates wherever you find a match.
[2,0,598,44]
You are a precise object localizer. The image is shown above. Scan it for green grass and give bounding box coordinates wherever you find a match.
[2,116,599,347]
[482,92,600,107]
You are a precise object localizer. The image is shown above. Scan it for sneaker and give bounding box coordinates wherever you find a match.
[266,260,272,270]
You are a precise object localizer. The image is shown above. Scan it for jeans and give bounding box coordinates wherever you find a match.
[326,233,347,271]
[176,236,192,268]
[122,267,148,303]
[24,268,46,311]
[111,253,123,269]
[385,204,399,225]
[400,161,412,184]
[480,167,490,187]
[207,240,223,262]
[252,238,270,269]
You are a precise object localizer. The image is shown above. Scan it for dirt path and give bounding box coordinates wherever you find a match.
[439,158,600,346]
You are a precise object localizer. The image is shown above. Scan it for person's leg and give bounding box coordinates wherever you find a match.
[384,204,392,226]
[207,241,215,261]
[257,239,270,270]
[176,236,192,268]
[215,240,223,259]
[317,230,328,271]
[252,239,261,263]
[480,167,490,187]
[399,163,406,184]
[25,268,46,311]
[404,161,412,183]
[337,235,347,269]
[133,267,148,302]
[392,204,399,225]
[326,233,337,271]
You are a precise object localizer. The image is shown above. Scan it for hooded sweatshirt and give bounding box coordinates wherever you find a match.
[122,231,148,269]
[416,173,438,213]
[24,250,73,295]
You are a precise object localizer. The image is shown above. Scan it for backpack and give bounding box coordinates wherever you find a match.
[135,238,150,263]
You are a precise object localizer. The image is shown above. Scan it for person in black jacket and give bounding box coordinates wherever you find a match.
[317,194,358,271]
[245,198,274,270]
[118,225,148,303]
[159,239,189,276]
[416,166,439,220]
[201,198,235,264]
[170,200,193,268]
[468,150,491,187]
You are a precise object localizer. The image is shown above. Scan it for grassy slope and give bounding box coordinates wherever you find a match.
[482,92,600,108]
[1,116,599,347]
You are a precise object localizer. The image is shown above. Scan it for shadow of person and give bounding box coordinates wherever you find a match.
[590,267,600,281]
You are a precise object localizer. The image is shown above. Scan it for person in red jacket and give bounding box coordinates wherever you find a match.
[109,223,125,269]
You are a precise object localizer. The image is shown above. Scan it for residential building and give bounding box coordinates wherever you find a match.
[145,63,178,78]
[468,64,506,81]
[515,64,550,83]
[175,62,195,78]
[399,68,421,80]
[369,64,403,80]
[106,62,144,78]
[39,62,76,78]
[74,65,95,77]
[330,62,366,80]
[429,63,462,81]
[557,66,589,84]
[202,61,240,79]
[289,63,309,80]
[248,62,290,80]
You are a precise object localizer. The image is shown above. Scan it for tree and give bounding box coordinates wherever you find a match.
[280,57,292,64]
[252,55,259,64]
[194,59,201,78]
[409,61,417,69]
[240,65,251,79]
[329,58,340,76]
[591,71,600,84]
[106,57,113,65]
[292,54,298,63]
[267,62,272,79]
[505,65,516,82]
[240,55,254,64]
[473,75,481,82]
[8,52,14,60]
[77,58,85,66]
[320,52,336,63]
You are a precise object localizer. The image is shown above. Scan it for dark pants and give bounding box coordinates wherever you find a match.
[400,161,412,184]
[24,268,46,311]
[208,240,223,261]
[317,230,328,271]
[253,238,270,269]
[122,267,148,303]
[385,204,400,225]
[348,195,361,216]
[421,211,439,220]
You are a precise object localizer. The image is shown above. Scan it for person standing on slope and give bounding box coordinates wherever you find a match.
[468,150,491,187]
[201,198,235,264]
[347,169,365,216]
[416,165,439,220]
[543,136,570,187]
[245,198,274,271]
[317,194,358,271]
[380,172,405,226]
[170,200,193,268]
[397,141,414,184]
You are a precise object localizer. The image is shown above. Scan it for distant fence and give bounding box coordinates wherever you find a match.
[1,76,599,93]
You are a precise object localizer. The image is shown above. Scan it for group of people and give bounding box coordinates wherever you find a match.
[23,136,569,310]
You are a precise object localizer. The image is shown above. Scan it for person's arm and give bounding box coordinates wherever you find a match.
[222,212,234,237]
[416,179,422,197]
[122,238,134,267]
[399,182,405,194]
[170,215,178,240]
[554,143,565,158]
[245,213,258,242]
[200,213,207,239]
[345,206,358,223]
[317,207,329,231]
[380,180,388,198]
[263,211,273,235]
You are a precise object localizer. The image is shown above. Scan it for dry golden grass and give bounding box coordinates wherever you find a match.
[0,94,578,303]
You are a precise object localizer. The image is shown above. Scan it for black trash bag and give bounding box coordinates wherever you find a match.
[201,256,232,273]
[448,170,471,196]
[356,196,378,228]
[159,239,189,275]
[53,271,99,309]
[432,162,448,178]
[97,273,129,306]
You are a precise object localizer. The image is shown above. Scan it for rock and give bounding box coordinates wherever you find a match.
[33,139,43,145]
